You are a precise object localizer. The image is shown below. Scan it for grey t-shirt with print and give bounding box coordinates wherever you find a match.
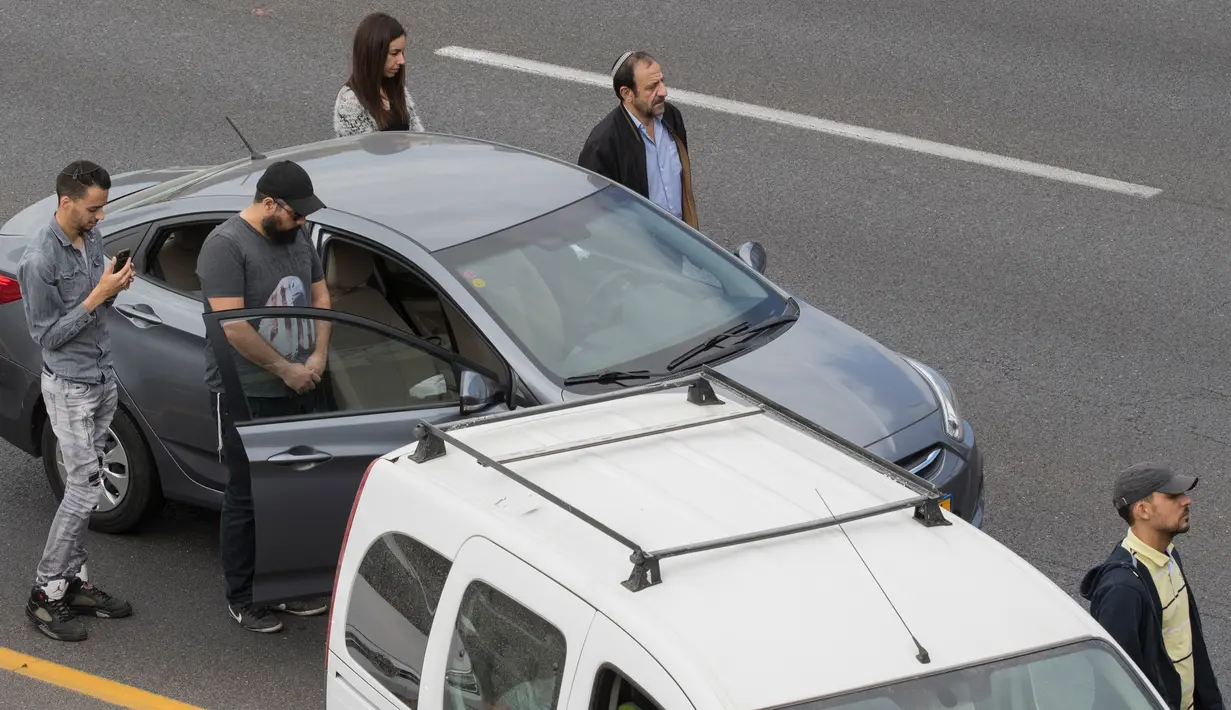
[197,215,324,397]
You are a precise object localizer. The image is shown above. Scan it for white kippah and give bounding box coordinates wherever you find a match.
[611,51,634,79]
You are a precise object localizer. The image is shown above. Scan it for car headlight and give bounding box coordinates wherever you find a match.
[902,356,964,441]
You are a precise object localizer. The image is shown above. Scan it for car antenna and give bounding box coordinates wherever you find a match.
[224,116,266,161]
[814,488,932,665]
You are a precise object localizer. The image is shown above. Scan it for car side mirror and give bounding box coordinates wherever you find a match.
[460,369,504,414]
[735,241,768,274]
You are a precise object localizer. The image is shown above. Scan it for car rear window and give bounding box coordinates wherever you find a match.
[777,639,1164,710]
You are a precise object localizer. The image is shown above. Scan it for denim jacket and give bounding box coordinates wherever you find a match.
[17,217,116,384]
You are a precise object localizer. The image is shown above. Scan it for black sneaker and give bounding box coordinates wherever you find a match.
[26,587,86,642]
[272,597,329,617]
[228,604,283,633]
[66,579,132,619]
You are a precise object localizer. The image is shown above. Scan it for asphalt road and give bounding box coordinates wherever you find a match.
[3,0,1231,707]
[0,673,117,710]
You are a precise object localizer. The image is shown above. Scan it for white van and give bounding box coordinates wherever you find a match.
[324,368,1168,710]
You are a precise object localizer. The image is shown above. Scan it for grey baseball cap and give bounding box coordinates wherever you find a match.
[1113,462,1197,511]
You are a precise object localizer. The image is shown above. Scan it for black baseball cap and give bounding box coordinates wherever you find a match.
[256,160,325,216]
[1113,462,1197,511]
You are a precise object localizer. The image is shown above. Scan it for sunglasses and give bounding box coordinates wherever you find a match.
[274,200,305,222]
[60,163,104,181]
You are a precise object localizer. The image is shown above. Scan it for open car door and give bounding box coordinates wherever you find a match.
[203,306,508,606]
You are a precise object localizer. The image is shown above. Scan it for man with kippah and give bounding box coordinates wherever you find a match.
[578,50,699,229]
[1080,463,1224,710]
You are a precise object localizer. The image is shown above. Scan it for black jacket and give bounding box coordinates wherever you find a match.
[1080,544,1224,710]
[577,103,698,229]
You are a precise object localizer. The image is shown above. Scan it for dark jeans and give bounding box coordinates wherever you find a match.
[211,389,323,607]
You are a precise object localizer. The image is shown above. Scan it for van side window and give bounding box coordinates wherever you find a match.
[589,668,665,710]
[345,533,453,709]
[444,581,567,710]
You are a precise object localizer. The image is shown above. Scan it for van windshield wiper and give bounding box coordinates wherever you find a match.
[665,312,799,372]
[562,369,660,386]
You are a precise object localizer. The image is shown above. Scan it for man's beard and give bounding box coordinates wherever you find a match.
[1162,509,1192,536]
[261,216,300,245]
[74,216,96,237]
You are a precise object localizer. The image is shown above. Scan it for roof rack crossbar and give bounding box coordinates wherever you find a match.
[624,494,949,591]
[497,406,763,465]
[657,495,924,562]
[408,366,954,593]
[412,420,649,556]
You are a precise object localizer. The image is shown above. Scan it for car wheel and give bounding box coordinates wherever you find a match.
[41,406,164,534]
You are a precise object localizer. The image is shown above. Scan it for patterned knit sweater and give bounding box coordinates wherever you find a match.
[332,84,425,136]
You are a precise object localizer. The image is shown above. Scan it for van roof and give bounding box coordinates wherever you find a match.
[385,370,1106,709]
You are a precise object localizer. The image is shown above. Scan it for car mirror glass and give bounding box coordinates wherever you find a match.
[735,241,768,274]
[460,369,504,414]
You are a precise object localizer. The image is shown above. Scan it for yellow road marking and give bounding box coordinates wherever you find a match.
[0,647,204,710]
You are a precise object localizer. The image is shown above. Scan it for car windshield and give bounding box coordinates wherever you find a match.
[433,186,789,389]
[780,640,1164,710]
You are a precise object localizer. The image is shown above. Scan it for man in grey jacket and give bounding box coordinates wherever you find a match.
[18,160,135,642]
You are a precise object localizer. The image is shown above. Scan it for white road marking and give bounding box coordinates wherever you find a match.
[435,45,1162,198]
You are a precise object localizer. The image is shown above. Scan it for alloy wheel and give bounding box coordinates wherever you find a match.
[54,427,129,513]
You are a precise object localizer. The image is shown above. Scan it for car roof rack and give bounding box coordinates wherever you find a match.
[408,365,952,592]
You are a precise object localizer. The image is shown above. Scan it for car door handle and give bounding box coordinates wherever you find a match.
[267,448,333,466]
[114,303,163,326]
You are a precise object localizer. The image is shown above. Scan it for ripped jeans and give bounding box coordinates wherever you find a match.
[34,371,118,588]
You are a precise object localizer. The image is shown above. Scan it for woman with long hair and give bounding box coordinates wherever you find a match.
[333,12,425,136]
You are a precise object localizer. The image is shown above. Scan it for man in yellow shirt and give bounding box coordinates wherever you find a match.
[1080,463,1224,710]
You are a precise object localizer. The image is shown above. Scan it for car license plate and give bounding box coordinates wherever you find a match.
[938,494,952,511]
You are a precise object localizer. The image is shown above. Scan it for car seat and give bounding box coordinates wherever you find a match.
[157,227,210,294]
[325,240,454,409]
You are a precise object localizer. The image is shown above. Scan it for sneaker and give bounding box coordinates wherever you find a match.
[66,579,132,619]
[228,604,283,633]
[272,597,329,617]
[26,586,86,642]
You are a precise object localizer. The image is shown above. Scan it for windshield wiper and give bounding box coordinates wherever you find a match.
[732,312,799,343]
[562,369,660,386]
[563,310,799,385]
[665,312,799,372]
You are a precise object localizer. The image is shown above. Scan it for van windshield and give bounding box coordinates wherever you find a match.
[433,186,789,390]
[781,640,1164,710]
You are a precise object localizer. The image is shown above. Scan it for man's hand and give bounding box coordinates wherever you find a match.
[277,362,321,394]
[84,257,134,311]
[305,350,327,380]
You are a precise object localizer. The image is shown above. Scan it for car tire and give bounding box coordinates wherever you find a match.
[41,406,164,534]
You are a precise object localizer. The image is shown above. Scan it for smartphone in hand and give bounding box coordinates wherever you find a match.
[113,249,132,273]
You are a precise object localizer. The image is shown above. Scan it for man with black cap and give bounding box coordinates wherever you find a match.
[1080,463,1224,710]
[196,160,333,633]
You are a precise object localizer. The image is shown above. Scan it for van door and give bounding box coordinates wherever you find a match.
[566,614,696,710]
[418,537,597,710]
[202,306,506,606]
[328,661,406,710]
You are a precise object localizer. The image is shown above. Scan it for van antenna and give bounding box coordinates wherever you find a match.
[225,117,266,161]
[814,488,931,665]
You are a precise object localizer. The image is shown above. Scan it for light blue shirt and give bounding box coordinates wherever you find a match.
[626,109,683,219]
